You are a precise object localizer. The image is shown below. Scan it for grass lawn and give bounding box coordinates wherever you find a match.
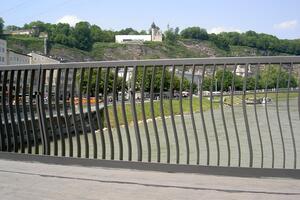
[105,91,298,128]
[106,97,219,128]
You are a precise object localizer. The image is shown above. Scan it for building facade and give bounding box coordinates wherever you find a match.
[0,39,7,65]
[115,23,163,43]
[7,49,31,65]
[28,52,60,65]
[150,22,163,42]
[115,35,152,43]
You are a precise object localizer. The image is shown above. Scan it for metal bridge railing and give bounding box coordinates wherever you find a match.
[0,56,299,170]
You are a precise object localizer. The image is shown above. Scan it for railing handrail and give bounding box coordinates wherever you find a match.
[0,56,299,171]
[1,56,300,70]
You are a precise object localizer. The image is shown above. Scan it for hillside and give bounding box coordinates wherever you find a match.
[4,35,289,62]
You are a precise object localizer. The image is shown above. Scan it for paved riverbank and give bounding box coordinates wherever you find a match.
[0,159,299,200]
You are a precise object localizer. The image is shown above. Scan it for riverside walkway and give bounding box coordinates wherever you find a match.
[0,158,300,200]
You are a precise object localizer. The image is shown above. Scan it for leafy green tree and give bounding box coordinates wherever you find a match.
[90,25,103,42]
[79,69,123,96]
[164,28,177,44]
[209,34,230,51]
[5,25,21,31]
[118,28,139,35]
[174,27,180,36]
[101,30,115,42]
[259,66,298,89]
[0,17,4,34]
[140,30,147,35]
[72,22,92,50]
[23,21,52,33]
[181,27,209,40]
[215,69,234,91]
[134,67,190,93]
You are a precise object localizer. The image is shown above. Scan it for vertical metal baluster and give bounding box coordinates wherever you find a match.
[95,68,105,159]
[0,71,4,151]
[63,68,73,157]
[47,69,57,156]
[141,65,151,162]
[220,64,231,166]
[36,68,45,154]
[112,66,123,160]
[130,66,142,161]
[275,64,285,168]
[38,69,50,155]
[253,64,263,168]
[86,68,97,158]
[70,68,81,158]
[22,70,31,154]
[2,71,11,152]
[209,64,220,166]
[95,67,106,159]
[264,64,274,168]
[287,63,297,169]
[103,67,114,160]
[299,67,300,120]
[8,71,18,152]
[159,65,170,163]
[120,67,131,161]
[199,65,210,165]
[169,65,179,164]
[55,69,65,156]
[150,66,160,162]
[78,68,89,158]
[179,65,190,164]
[189,64,200,165]
[242,63,253,167]
[15,71,25,153]
[298,66,300,120]
[29,70,38,154]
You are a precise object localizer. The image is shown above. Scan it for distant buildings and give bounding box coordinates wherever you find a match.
[115,35,152,43]
[0,38,59,66]
[115,22,162,43]
[235,65,253,77]
[7,49,31,65]
[3,26,48,39]
[0,39,7,65]
[28,52,60,64]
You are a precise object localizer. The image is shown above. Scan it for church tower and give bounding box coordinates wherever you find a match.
[151,22,162,42]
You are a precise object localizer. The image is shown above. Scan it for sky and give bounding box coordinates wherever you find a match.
[0,0,299,39]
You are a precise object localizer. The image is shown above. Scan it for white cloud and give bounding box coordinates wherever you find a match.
[274,20,298,30]
[56,15,82,27]
[208,27,242,34]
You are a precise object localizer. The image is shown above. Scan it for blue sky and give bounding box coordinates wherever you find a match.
[0,0,299,39]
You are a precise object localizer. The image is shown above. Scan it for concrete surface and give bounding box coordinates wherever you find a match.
[0,159,300,200]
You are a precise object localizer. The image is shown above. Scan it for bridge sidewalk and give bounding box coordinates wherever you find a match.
[0,159,299,200]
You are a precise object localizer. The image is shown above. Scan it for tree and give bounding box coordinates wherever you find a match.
[0,17,4,34]
[209,34,230,51]
[5,25,21,31]
[50,23,77,47]
[79,69,123,96]
[140,30,147,35]
[23,21,52,33]
[134,67,190,93]
[164,28,177,44]
[72,22,92,50]
[118,28,139,35]
[259,65,298,89]
[180,27,209,40]
[215,69,234,91]
[90,25,103,42]
[101,30,115,42]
